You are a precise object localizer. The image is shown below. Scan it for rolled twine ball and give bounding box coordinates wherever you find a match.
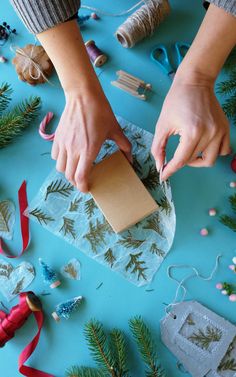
[115,0,170,48]
[12,44,54,85]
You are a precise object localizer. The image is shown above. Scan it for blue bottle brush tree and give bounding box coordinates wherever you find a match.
[52,296,83,322]
[39,258,61,289]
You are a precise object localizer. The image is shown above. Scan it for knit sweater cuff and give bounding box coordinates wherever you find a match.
[10,0,81,34]
[205,0,236,16]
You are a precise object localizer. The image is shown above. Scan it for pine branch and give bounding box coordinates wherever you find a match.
[129,317,166,377]
[133,132,146,149]
[141,166,159,191]
[218,358,236,371]
[0,200,12,232]
[118,231,145,249]
[0,96,41,148]
[125,252,147,281]
[143,216,164,237]
[188,326,222,350]
[59,217,76,239]
[69,198,81,212]
[85,198,97,219]
[0,82,12,113]
[222,96,236,125]
[150,244,165,258]
[63,263,78,279]
[85,320,115,376]
[11,277,25,295]
[0,263,13,278]
[104,249,116,267]
[109,329,129,377]
[66,366,104,377]
[223,47,236,73]
[132,155,143,176]
[220,215,236,232]
[84,219,113,253]
[29,207,54,225]
[229,194,236,213]
[157,197,172,216]
[45,179,74,200]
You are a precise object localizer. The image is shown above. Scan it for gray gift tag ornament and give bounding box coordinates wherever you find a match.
[161,301,236,377]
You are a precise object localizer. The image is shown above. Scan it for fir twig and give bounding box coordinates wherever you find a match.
[69,198,81,212]
[85,198,97,219]
[157,197,172,216]
[118,231,145,249]
[104,249,116,267]
[150,244,165,258]
[141,166,159,191]
[125,252,147,281]
[143,215,164,237]
[11,277,25,295]
[85,320,115,376]
[188,326,222,350]
[129,317,166,377]
[220,215,236,232]
[45,179,74,200]
[66,366,104,377]
[0,83,12,113]
[59,217,76,239]
[0,96,41,148]
[84,219,113,253]
[218,358,236,371]
[29,207,54,225]
[0,200,12,232]
[109,329,129,377]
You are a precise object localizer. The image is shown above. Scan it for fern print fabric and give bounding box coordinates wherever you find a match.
[26,117,176,286]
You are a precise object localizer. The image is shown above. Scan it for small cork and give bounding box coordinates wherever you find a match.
[50,280,61,289]
[52,312,60,322]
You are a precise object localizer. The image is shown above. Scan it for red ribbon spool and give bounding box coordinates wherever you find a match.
[0,292,54,377]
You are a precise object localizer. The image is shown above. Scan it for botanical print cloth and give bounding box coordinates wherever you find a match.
[26,116,176,286]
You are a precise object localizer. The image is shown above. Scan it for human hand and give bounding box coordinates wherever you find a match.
[151,73,230,181]
[51,90,132,192]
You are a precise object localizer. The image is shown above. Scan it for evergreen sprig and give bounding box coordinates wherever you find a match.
[45,179,74,200]
[85,320,115,376]
[0,87,41,148]
[29,207,54,225]
[109,329,129,377]
[129,317,166,377]
[220,194,236,232]
[59,217,76,239]
[0,200,12,232]
[66,366,104,377]
[218,48,236,125]
[188,326,222,350]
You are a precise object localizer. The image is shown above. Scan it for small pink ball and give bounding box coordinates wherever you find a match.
[222,289,228,295]
[216,283,223,290]
[91,12,99,19]
[230,181,236,188]
[229,265,236,272]
[229,294,236,302]
[208,208,216,216]
[200,228,209,236]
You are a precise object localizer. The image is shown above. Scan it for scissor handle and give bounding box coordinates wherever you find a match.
[150,44,174,76]
[175,42,190,65]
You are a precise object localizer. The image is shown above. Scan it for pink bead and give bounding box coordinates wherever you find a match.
[91,12,99,20]
[229,294,236,302]
[229,265,236,272]
[230,181,236,188]
[222,290,228,295]
[216,283,223,290]
[208,208,216,216]
[200,228,208,236]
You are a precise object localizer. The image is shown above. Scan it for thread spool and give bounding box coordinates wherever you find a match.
[85,40,107,67]
[115,0,170,48]
[0,292,41,347]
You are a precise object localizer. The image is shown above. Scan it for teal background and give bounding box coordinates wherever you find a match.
[0,0,235,376]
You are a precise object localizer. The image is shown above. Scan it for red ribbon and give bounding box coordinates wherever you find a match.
[0,292,54,377]
[0,180,30,258]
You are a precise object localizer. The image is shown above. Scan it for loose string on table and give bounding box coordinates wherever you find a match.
[165,254,222,316]
[0,181,30,258]
[81,0,144,17]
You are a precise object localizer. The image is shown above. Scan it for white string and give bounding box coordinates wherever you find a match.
[165,254,222,315]
[81,1,144,17]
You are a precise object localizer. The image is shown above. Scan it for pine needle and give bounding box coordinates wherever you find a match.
[129,317,166,377]
[0,82,12,113]
[45,179,74,200]
[66,366,104,377]
[109,329,129,377]
[0,200,12,232]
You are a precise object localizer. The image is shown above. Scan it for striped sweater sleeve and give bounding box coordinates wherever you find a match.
[10,0,81,34]
[204,0,236,15]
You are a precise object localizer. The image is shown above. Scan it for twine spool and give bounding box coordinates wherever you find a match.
[116,0,170,48]
[85,40,107,67]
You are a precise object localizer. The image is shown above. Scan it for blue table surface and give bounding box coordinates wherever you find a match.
[0,1,235,376]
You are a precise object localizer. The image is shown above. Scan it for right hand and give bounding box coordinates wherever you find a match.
[52,90,132,192]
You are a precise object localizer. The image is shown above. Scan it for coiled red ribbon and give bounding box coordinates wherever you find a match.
[0,181,30,258]
[0,292,54,377]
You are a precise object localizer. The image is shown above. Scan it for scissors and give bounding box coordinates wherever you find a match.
[151,42,190,79]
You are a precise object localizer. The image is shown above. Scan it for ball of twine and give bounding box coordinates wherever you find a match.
[115,0,170,48]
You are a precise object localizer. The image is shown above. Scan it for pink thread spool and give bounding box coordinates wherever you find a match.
[39,112,55,141]
[85,40,107,67]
